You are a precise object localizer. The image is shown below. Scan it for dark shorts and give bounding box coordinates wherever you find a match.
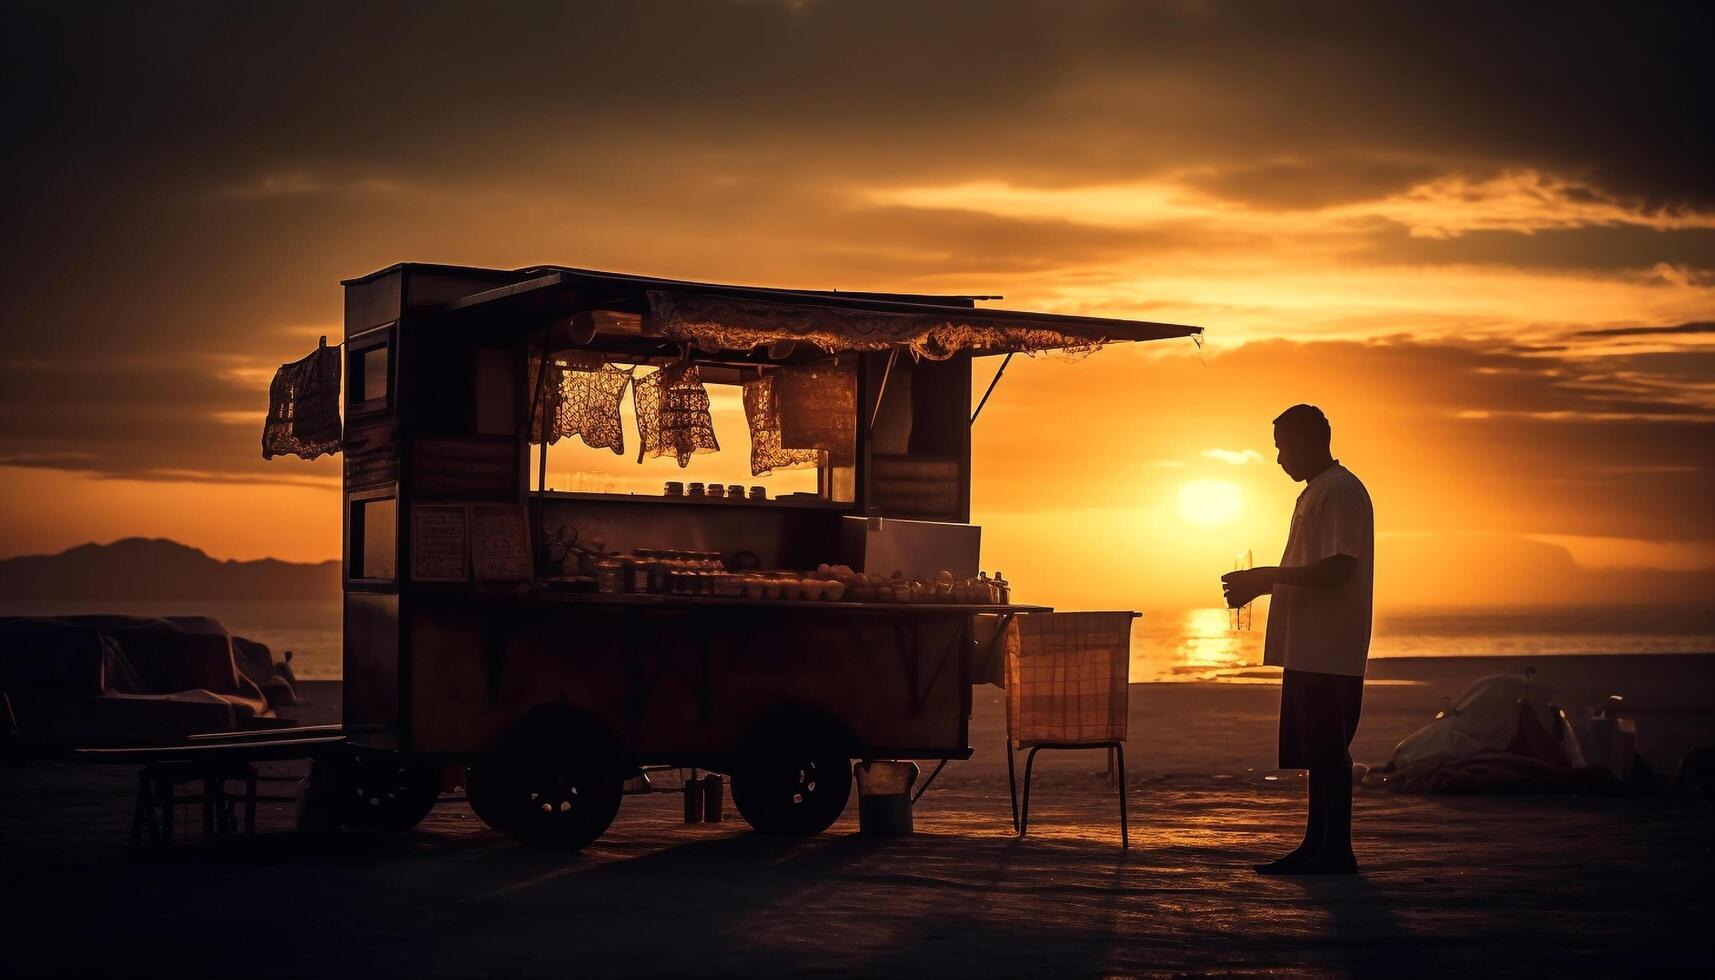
[1279,668,1364,771]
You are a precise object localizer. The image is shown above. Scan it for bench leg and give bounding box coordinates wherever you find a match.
[202,778,217,841]
[130,771,155,845]
[159,778,175,844]
[1006,742,1020,833]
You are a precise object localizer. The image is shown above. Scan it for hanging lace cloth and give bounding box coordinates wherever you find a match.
[262,342,342,460]
[742,373,822,476]
[633,362,719,467]
[774,363,857,466]
[647,290,1109,360]
[529,352,633,455]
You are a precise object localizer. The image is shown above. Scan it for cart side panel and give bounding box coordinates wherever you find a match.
[344,591,400,749]
[407,601,969,760]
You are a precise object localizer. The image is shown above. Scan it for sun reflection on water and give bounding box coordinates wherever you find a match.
[1131,607,1268,682]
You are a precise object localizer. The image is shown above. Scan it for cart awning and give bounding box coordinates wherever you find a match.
[645,291,1199,360]
[434,264,1202,359]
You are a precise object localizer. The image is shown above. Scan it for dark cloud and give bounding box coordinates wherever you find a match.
[1570,321,1715,339]
[1181,158,1444,210]
[1368,226,1715,274]
[4,2,1710,197]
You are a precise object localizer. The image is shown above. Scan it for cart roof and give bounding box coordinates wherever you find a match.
[346,262,1202,357]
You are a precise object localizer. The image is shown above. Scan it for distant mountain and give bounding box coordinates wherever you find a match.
[0,538,340,600]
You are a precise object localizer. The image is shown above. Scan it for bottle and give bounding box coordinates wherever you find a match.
[632,549,657,593]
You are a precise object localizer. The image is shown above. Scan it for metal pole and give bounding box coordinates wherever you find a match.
[970,351,1014,425]
[868,348,900,433]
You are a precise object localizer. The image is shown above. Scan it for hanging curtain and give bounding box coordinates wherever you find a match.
[262,343,342,460]
[774,363,856,466]
[742,373,822,476]
[633,362,719,467]
[530,352,633,455]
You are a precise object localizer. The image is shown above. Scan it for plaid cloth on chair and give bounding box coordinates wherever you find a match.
[1008,612,1132,746]
[1005,611,1136,847]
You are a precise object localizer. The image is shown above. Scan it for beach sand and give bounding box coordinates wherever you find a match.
[3,655,1712,976]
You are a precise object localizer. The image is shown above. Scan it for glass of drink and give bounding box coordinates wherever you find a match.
[1229,548,1254,631]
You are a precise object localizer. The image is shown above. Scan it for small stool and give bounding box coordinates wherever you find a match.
[131,760,258,845]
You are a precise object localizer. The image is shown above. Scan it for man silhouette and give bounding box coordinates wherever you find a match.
[1222,404,1374,875]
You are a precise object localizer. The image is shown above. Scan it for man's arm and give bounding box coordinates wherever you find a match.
[1222,554,1356,608]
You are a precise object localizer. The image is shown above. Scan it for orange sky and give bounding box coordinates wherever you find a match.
[2,2,1711,608]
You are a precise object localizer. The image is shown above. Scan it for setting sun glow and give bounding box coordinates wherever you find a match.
[1177,480,1244,527]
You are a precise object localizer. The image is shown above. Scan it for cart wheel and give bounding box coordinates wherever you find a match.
[468,723,626,849]
[730,727,852,837]
[338,754,442,833]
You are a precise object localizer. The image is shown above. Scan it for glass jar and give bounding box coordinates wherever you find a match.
[631,550,656,593]
[595,558,624,593]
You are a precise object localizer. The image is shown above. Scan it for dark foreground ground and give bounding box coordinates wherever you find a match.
[3,662,1712,976]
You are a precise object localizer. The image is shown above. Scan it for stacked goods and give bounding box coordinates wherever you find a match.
[806,565,1010,605]
[592,552,1012,605]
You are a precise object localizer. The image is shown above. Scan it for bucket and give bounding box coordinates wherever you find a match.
[854,760,919,836]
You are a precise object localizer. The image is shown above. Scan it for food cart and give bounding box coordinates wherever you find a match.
[266,262,1199,847]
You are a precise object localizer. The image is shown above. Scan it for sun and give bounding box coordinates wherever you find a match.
[1177,480,1243,527]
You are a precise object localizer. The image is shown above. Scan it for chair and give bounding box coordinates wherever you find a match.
[1005,611,1136,848]
[130,760,258,845]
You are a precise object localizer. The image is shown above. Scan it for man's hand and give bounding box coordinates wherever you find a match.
[1221,567,1275,608]
[1224,555,1357,607]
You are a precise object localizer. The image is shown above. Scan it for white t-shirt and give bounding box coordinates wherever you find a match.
[1262,462,1375,677]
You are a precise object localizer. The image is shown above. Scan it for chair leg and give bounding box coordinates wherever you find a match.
[1006,741,1020,833]
[202,778,217,841]
[159,778,174,844]
[1114,743,1129,850]
[130,771,152,846]
[1020,746,1043,838]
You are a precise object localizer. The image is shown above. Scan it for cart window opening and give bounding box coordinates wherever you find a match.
[347,331,393,415]
[531,362,842,501]
[350,496,397,581]
[361,347,389,402]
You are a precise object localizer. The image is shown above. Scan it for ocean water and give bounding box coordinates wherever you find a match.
[1137,603,1715,682]
[3,600,1710,683]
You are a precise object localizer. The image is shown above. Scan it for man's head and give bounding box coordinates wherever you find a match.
[1273,404,1333,481]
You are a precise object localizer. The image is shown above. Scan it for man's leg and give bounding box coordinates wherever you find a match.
[1252,774,1324,873]
[1255,670,1323,874]
[1293,764,1357,874]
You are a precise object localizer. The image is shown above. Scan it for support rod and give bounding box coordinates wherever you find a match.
[868,348,900,433]
[969,351,1014,425]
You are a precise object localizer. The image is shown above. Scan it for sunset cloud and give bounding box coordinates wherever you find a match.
[1203,449,1265,466]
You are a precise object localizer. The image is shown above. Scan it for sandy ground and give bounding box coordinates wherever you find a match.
[3,657,1712,976]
